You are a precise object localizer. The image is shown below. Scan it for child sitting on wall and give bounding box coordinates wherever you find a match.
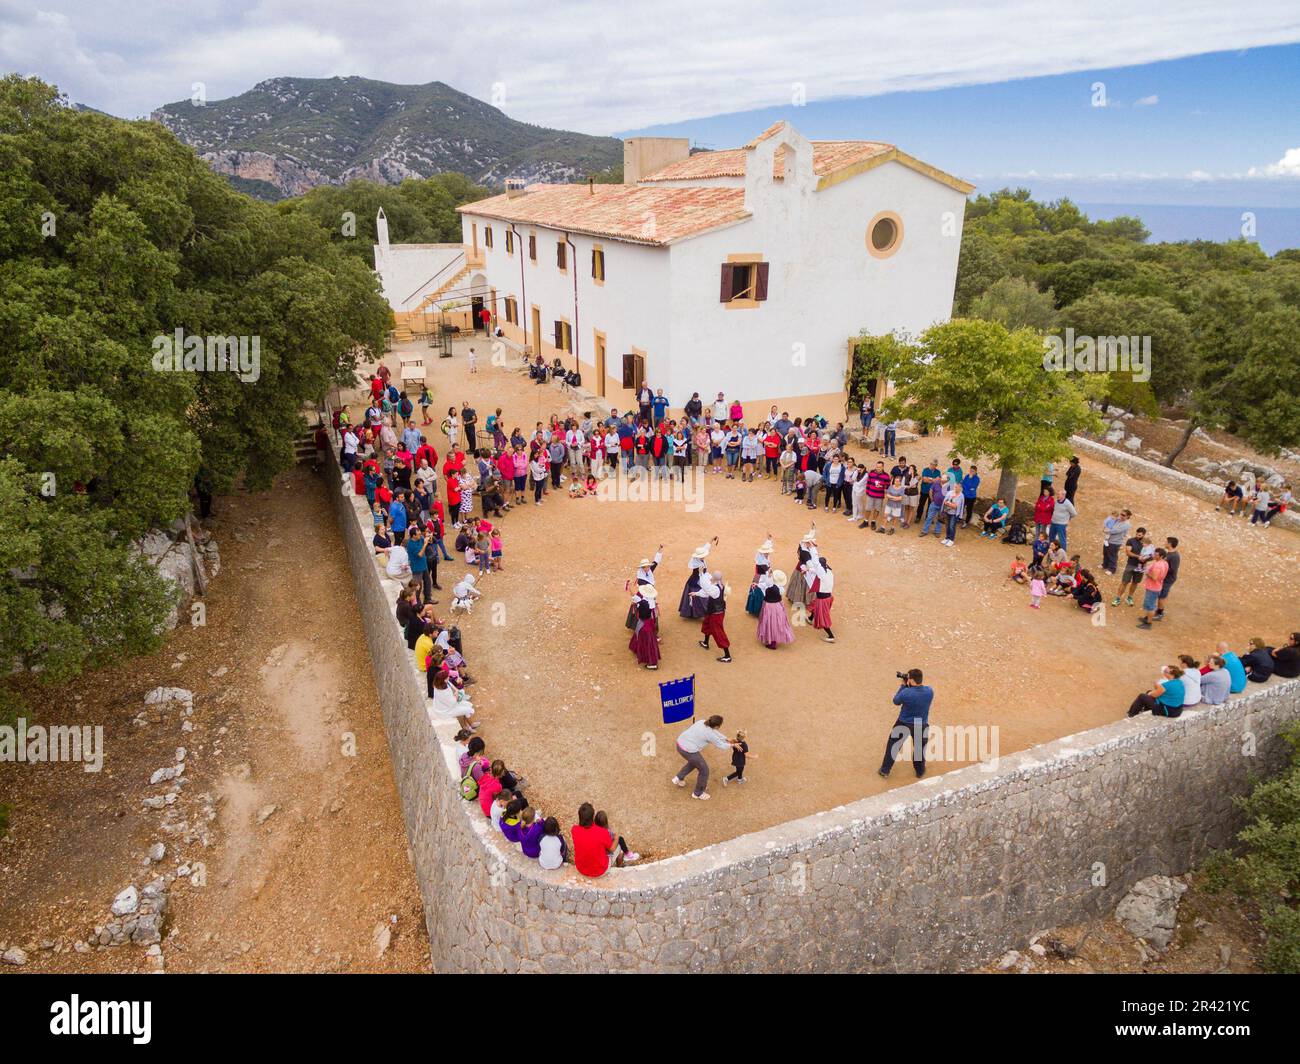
[537,816,568,870]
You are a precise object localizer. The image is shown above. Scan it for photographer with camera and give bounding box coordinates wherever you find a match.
[878,668,934,779]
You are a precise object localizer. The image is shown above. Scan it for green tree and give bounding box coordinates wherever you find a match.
[0,75,390,711]
[1203,721,1300,973]
[879,319,1103,511]
[1059,290,1192,406]
[967,276,1058,332]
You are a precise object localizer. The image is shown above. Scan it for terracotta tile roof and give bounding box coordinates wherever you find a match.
[641,139,895,183]
[456,184,749,246]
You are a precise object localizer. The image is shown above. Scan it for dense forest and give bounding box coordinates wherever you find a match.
[955,188,1300,456]
[0,76,392,713]
[850,188,1300,502]
[276,172,489,262]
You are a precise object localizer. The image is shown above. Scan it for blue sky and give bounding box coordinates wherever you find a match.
[622,45,1300,208]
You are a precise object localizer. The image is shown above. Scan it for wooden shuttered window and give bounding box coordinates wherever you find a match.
[557,241,567,270]
[528,235,537,260]
[484,226,493,248]
[621,352,645,391]
[719,261,769,303]
[592,247,605,281]
[553,320,572,353]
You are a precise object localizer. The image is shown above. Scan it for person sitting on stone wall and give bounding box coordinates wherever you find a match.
[1125,664,1186,719]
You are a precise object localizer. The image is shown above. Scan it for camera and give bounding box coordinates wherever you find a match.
[896,671,909,681]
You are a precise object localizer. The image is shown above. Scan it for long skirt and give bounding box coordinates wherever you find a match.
[756,601,795,645]
[744,584,764,617]
[786,568,810,607]
[810,593,834,631]
[629,618,660,665]
[679,570,707,619]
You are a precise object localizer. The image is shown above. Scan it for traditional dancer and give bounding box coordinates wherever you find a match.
[692,568,733,663]
[635,546,663,588]
[806,548,836,643]
[746,536,773,616]
[785,529,816,623]
[628,584,661,670]
[756,569,796,649]
[678,537,716,620]
[627,547,664,626]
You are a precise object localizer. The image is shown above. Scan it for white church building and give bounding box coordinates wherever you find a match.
[377,121,973,416]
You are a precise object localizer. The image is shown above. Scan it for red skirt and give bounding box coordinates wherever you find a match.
[810,594,834,630]
[629,619,660,665]
[701,611,730,649]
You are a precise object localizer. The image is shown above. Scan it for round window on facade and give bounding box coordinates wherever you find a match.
[867,211,903,259]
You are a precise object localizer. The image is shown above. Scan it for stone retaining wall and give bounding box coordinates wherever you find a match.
[1070,434,1300,531]
[328,444,1299,973]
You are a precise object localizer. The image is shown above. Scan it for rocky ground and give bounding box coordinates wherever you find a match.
[980,873,1266,974]
[0,465,430,973]
[1085,410,1300,492]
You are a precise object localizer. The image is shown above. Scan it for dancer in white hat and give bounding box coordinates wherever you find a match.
[628,584,661,669]
[756,569,796,649]
[746,534,774,616]
[627,545,664,636]
[678,536,717,619]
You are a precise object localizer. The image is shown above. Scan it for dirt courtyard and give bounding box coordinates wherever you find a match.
[351,337,1299,861]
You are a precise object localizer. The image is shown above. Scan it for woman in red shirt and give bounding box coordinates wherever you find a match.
[1033,486,1055,539]
[762,428,782,479]
[571,803,639,876]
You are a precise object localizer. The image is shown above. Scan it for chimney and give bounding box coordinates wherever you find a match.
[623,137,690,184]
[505,177,526,199]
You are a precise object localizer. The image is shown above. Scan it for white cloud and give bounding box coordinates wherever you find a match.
[3,1,1300,132]
[1134,94,1160,106]
[1249,146,1300,177]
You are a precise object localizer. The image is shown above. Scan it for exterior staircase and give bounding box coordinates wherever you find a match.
[410,261,475,315]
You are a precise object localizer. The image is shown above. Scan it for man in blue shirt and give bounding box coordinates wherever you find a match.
[389,494,408,544]
[879,669,934,778]
[918,461,942,522]
[1216,641,1248,693]
[652,389,670,426]
[405,525,432,601]
[961,466,981,527]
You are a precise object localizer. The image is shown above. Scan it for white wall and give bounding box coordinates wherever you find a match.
[665,155,966,407]
[374,244,464,311]
[461,214,671,392]
[458,151,966,408]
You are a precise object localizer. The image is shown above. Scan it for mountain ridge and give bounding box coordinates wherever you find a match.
[151,75,623,199]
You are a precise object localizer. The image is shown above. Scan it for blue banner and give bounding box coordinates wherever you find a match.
[659,674,696,725]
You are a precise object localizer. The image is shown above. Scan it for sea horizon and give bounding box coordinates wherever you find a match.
[1074,202,1300,255]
